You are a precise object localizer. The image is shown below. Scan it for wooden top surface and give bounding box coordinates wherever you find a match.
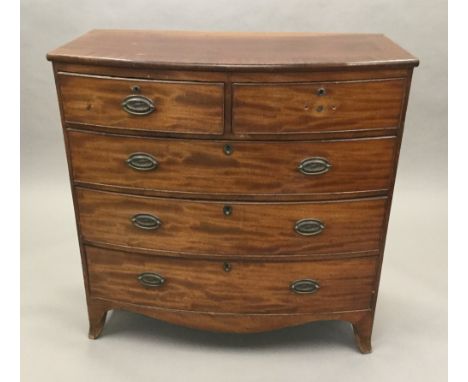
[47,30,418,71]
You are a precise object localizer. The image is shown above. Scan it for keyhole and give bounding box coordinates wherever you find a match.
[223,144,233,155]
[317,87,326,96]
[223,262,232,272]
[131,85,141,93]
[223,205,233,216]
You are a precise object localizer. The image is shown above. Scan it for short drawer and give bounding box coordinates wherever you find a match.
[69,130,396,198]
[58,73,224,134]
[77,188,386,257]
[232,78,406,134]
[86,246,377,314]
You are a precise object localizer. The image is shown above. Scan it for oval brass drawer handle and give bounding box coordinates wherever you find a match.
[126,152,159,171]
[122,95,155,116]
[290,279,320,294]
[131,214,161,230]
[298,157,331,175]
[138,272,165,287]
[294,219,325,236]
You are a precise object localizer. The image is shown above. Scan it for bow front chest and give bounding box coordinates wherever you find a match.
[47,30,418,353]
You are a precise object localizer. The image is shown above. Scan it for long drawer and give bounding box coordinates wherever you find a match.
[86,246,377,314]
[58,73,225,134]
[77,188,386,257]
[232,78,406,134]
[69,130,396,198]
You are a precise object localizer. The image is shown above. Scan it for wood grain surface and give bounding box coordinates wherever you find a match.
[77,188,387,257]
[47,30,419,70]
[54,62,411,83]
[86,246,377,314]
[47,30,418,350]
[68,130,397,198]
[58,73,224,134]
[233,79,406,134]
[88,296,373,336]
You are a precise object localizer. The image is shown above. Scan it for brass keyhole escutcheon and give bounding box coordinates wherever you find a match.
[223,205,233,216]
[223,144,233,155]
[223,262,232,272]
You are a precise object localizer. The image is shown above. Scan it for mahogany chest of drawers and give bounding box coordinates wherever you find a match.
[47,30,418,353]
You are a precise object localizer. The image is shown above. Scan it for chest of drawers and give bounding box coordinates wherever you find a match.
[47,30,418,353]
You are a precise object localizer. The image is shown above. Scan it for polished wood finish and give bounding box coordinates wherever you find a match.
[233,79,405,134]
[48,30,418,353]
[54,62,411,82]
[77,188,386,257]
[86,246,377,314]
[47,30,419,70]
[87,296,373,335]
[58,73,224,134]
[69,130,397,198]
[352,311,374,354]
[87,300,108,339]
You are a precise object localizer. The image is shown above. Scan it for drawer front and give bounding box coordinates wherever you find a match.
[232,79,406,134]
[58,73,224,134]
[86,246,377,314]
[77,188,386,257]
[69,130,396,197]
